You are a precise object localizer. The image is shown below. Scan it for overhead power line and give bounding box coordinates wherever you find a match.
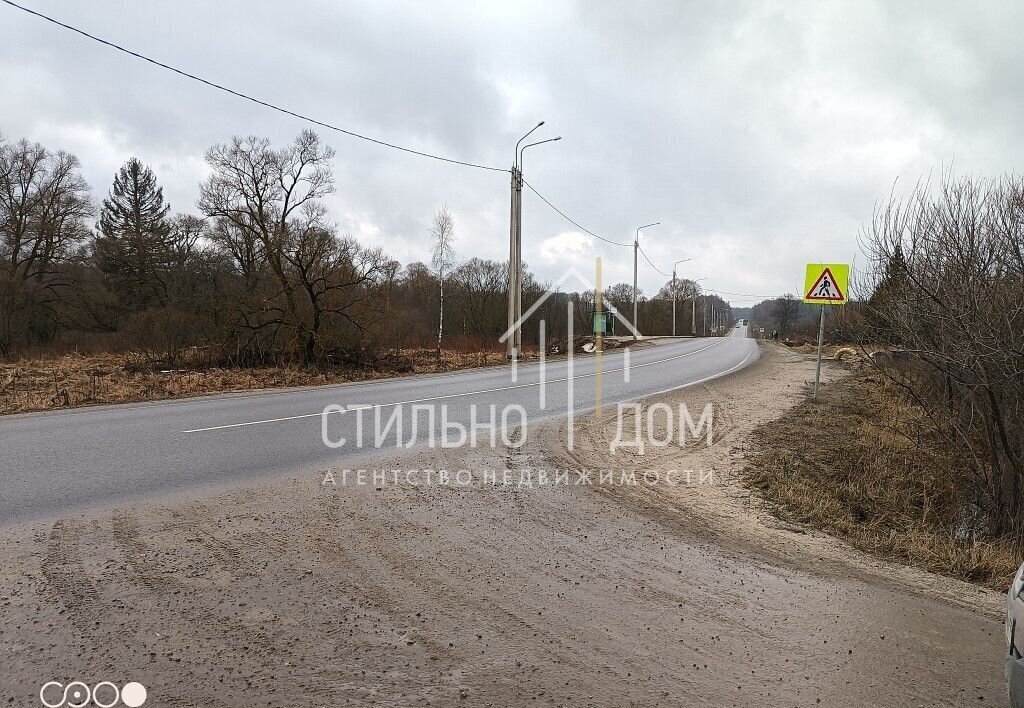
[0,0,507,173]
[521,178,632,247]
[637,245,672,278]
[708,289,791,299]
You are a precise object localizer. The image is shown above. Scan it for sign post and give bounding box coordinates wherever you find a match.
[803,263,849,401]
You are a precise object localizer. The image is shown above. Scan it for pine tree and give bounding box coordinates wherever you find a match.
[95,158,172,307]
[867,242,909,343]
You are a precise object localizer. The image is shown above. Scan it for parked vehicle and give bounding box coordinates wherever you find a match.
[1008,563,1024,707]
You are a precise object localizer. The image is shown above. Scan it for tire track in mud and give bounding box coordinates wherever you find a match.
[111,508,182,592]
[109,493,315,679]
[317,474,645,689]
[42,519,102,633]
[310,489,453,655]
[304,488,459,705]
[526,396,782,655]
[178,499,291,579]
[108,504,317,704]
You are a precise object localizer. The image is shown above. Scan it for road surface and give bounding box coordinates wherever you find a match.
[0,336,1004,707]
[0,329,757,524]
[0,334,1007,708]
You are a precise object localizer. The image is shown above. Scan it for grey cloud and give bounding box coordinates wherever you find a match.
[2,0,1021,301]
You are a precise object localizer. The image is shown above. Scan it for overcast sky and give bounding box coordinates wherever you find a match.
[2,0,1022,306]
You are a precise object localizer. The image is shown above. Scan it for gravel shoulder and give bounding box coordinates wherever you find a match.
[0,342,1006,707]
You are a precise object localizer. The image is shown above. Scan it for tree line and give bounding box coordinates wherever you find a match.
[0,129,723,367]
[853,173,1024,541]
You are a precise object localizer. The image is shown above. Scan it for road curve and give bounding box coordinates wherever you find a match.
[0,328,756,524]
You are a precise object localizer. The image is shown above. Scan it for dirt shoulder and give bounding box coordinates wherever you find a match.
[0,341,1005,707]
[542,341,1005,616]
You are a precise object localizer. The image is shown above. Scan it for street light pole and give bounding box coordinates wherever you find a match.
[632,222,659,339]
[507,122,544,359]
[516,135,565,354]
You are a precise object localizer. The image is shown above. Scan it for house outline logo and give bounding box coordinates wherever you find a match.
[499,266,643,344]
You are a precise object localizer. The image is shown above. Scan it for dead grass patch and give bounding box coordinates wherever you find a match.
[744,370,1021,590]
[0,348,525,415]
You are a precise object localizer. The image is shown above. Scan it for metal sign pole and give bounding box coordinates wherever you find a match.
[813,304,825,401]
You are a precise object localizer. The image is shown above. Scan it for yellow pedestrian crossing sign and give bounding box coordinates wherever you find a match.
[803,263,849,304]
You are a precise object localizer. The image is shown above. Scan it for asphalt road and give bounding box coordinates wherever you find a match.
[0,328,757,524]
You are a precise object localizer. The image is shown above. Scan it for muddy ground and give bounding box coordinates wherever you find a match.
[0,343,1006,707]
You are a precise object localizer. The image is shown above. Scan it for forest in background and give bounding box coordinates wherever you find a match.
[0,129,729,370]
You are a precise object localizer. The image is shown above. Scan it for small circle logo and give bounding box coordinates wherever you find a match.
[120,683,147,708]
[39,681,147,707]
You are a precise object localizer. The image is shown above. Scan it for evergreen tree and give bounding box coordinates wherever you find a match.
[867,242,909,343]
[95,158,171,307]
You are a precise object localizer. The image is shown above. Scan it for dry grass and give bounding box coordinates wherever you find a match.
[0,347,525,415]
[744,369,1021,590]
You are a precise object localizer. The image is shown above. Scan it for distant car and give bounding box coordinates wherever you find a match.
[1008,562,1024,707]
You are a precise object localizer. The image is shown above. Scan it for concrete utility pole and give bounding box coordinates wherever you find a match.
[507,124,539,359]
[632,222,659,339]
[506,162,522,359]
[506,122,558,359]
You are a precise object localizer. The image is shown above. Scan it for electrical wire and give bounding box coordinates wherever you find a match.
[637,244,673,278]
[4,0,802,303]
[520,178,632,247]
[707,289,791,299]
[0,0,507,173]
[523,177,693,283]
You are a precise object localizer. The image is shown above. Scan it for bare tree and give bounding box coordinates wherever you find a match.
[856,172,1024,539]
[0,138,92,354]
[772,295,801,338]
[429,205,455,362]
[451,257,507,336]
[198,130,338,364]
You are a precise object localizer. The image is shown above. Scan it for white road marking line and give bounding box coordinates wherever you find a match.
[641,346,757,400]
[182,340,728,433]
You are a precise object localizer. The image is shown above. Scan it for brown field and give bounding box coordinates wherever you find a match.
[0,337,633,416]
[0,348,519,415]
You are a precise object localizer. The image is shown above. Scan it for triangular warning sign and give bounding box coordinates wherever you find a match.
[805,267,845,301]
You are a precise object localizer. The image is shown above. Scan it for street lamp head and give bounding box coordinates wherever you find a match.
[520,136,562,161]
[516,122,548,165]
[635,221,661,242]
